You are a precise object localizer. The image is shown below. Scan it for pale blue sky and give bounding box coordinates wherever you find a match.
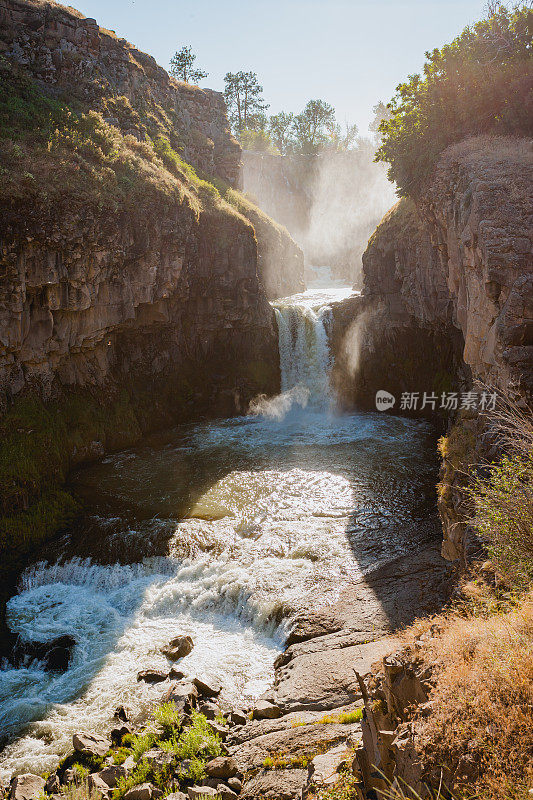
[74,0,488,133]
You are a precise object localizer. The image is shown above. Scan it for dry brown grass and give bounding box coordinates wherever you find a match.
[404,589,533,799]
[442,134,533,165]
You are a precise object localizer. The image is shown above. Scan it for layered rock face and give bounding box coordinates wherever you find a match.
[0,194,278,412]
[0,0,299,411]
[330,199,468,413]
[363,137,533,400]
[0,0,240,184]
[425,139,533,397]
[331,137,533,559]
[333,137,533,406]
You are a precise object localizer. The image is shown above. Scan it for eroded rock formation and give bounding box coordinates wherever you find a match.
[334,137,533,404]
[0,0,300,410]
[331,136,533,559]
[0,189,278,412]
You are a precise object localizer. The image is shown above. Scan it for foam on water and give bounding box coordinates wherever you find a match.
[0,555,281,780]
[0,278,439,781]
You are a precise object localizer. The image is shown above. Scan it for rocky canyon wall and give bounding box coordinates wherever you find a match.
[0,0,306,411]
[0,0,240,183]
[364,137,533,400]
[0,183,278,413]
[333,136,533,406]
[332,136,533,559]
[0,0,302,591]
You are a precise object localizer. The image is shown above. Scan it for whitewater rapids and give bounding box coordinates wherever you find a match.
[0,277,440,781]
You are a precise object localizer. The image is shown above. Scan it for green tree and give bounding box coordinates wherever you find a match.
[369,101,392,142]
[169,46,208,84]
[224,71,269,135]
[376,3,533,197]
[240,127,276,153]
[268,111,295,154]
[329,121,359,151]
[292,99,336,154]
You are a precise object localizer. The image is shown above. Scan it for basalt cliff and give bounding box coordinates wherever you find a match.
[0,0,303,602]
[332,136,533,560]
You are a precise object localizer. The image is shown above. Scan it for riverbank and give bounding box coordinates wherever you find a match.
[6,549,532,800]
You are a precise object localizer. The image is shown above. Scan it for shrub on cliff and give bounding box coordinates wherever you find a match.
[471,453,533,588]
[376,3,533,196]
[469,395,533,589]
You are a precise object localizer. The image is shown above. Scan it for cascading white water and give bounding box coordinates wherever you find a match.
[267,267,354,415]
[274,303,332,410]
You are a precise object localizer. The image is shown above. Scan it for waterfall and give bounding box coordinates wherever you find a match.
[273,300,333,411]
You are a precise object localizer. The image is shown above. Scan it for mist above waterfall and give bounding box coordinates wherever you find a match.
[241,140,396,286]
[302,141,396,286]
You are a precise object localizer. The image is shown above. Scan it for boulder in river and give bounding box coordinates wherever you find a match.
[73,732,111,758]
[114,706,130,722]
[168,668,186,680]
[161,635,194,660]
[137,669,168,683]
[161,681,198,712]
[10,774,45,800]
[12,635,76,672]
[192,675,221,698]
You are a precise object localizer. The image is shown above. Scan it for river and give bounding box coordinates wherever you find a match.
[0,275,440,781]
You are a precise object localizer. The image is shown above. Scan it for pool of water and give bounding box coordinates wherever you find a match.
[0,278,440,781]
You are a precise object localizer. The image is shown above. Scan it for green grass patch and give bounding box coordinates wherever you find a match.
[291,708,363,728]
[153,701,182,738]
[262,752,310,770]
[131,731,158,762]
[111,707,222,798]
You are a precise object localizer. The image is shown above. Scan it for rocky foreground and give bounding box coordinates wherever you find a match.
[3,543,454,800]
